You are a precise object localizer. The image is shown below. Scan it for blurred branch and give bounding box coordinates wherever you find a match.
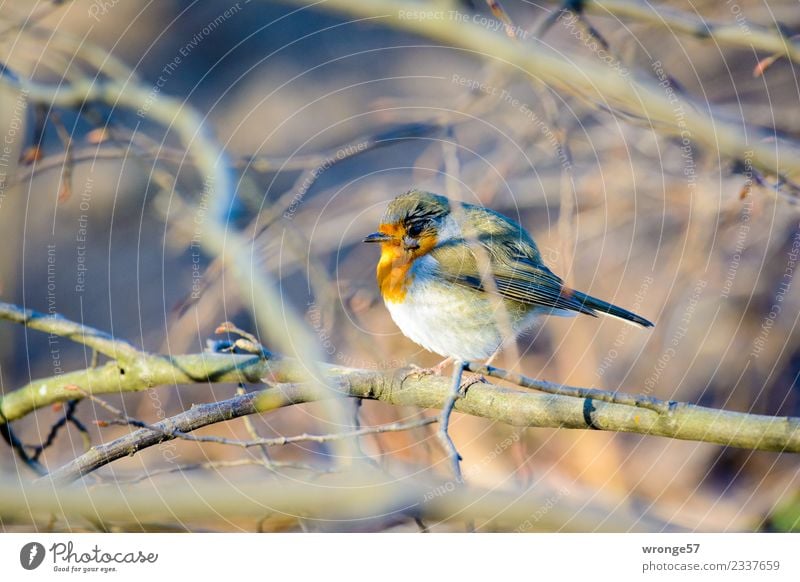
[0,55,361,460]
[112,459,341,486]
[0,472,668,532]
[559,0,800,65]
[0,1,72,37]
[15,121,439,184]
[263,121,440,222]
[280,0,800,186]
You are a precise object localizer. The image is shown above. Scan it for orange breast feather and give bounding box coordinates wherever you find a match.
[377,248,413,303]
[375,228,437,303]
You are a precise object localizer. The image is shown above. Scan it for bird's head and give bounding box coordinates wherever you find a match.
[363,190,453,259]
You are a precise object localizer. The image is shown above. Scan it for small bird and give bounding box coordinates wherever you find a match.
[364,190,653,364]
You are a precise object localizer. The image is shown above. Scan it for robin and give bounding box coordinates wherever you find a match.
[364,190,653,367]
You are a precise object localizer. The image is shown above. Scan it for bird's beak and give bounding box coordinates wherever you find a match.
[362,232,392,243]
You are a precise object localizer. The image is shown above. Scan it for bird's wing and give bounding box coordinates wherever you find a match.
[429,237,597,317]
[428,204,653,327]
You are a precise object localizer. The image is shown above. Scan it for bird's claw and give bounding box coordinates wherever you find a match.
[458,372,488,395]
[401,358,454,383]
[401,359,486,394]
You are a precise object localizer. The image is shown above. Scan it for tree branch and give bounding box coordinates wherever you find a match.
[40,364,800,483]
[278,0,800,185]
[565,0,800,65]
[1,301,798,483]
[0,63,362,459]
[0,302,142,361]
[85,384,436,450]
[0,471,670,532]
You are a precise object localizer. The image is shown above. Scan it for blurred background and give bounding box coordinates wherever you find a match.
[1,0,799,532]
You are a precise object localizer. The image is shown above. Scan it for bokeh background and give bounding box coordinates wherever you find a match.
[1,0,799,532]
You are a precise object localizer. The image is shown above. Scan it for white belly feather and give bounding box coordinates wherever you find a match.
[384,255,536,361]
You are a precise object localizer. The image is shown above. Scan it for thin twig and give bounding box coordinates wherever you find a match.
[465,362,671,414]
[78,381,436,450]
[107,414,437,449]
[50,112,75,202]
[14,143,372,185]
[438,361,466,482]
[216,322,274,359]
[259,121,440,230]
[237,384,274,472]
[29,400,90,461]
[0,421,47,476]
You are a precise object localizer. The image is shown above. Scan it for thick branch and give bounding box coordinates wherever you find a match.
[1,299,798,476]
[44,364,800,483]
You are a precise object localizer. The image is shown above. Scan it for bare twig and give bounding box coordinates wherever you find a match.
[16,121,439,188]
[104,411,437,450]
[3,339,799,456]
[32,364,800,484]
[0,422,47,476]
[28,400,90,462]
[259,121,440,229]
[237,384,274,471]
[49,112,75,202]
[438,361,466,481]
[465,362,671,413]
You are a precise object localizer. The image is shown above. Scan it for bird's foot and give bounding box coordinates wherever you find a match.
[401,359,486,394]
[402,357,454,382]
[458,371,488,395]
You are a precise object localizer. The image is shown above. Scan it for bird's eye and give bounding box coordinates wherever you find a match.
[406,221,425,237]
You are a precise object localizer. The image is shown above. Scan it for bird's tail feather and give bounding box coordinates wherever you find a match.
[569,290,654,328]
